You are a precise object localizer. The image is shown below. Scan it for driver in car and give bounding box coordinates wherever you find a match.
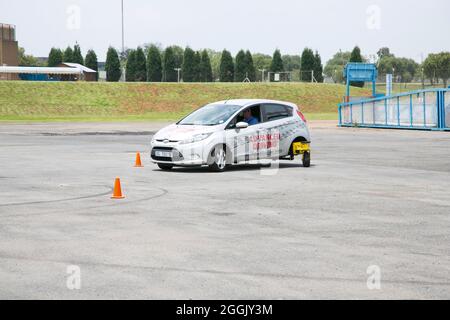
[244,109,259,126]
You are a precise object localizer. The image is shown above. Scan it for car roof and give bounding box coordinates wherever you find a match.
[212,99,298,109]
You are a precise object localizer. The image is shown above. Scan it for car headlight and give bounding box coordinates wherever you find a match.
[179,133,212,145]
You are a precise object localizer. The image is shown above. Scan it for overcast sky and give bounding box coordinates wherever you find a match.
[1,0,449,63]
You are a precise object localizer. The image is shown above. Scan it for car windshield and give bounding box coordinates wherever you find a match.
[178,104,242,126]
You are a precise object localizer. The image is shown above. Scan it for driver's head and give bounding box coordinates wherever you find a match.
[244,109,252,120]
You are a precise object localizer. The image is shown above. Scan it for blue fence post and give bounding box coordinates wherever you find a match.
[372,102,376,125]
[384,98,388,125]
[361,102,365,125]
[397,96,401,126]
[436,91,442,129]
[409,94,413,127]
[443,91,447,129]
[423,92,427,127]
[338,105,342,126]
[438,90,445,129]
[350,104,353,124]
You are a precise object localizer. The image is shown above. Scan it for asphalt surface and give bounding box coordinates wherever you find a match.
[0,121,449,299]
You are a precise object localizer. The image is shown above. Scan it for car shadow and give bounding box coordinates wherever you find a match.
[153,162,315,173]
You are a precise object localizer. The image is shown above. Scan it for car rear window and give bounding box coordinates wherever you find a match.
[262,104,293,122]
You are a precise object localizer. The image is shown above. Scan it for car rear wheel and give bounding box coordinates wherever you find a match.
[208,146,227,172]
[158,163,174,171]
[302,151,311,168]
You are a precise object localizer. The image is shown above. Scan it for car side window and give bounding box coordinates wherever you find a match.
[262,104,293,122]
[227,105,262,129]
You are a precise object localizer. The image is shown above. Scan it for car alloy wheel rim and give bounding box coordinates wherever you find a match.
[216,149,226,170]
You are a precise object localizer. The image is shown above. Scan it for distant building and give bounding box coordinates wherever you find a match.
[58,63,97,81]
[0,23,19,80]
[0,63,97,81]
[0,23,97,82]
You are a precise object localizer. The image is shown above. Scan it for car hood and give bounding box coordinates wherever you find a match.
[154,124,218,141]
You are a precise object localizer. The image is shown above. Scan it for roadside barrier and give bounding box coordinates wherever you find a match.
[338,88,450,131]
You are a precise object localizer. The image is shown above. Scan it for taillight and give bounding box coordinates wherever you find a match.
[297,110,307,123]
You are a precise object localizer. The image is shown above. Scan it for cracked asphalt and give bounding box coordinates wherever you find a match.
[0,122,449,299]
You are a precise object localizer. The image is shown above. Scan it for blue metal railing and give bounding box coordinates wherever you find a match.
[338,88,450,131]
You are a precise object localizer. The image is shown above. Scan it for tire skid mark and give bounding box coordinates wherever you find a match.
[0,186,113,208]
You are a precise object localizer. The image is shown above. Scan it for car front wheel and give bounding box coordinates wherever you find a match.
[158,163,174,171]
[208,145,227,172]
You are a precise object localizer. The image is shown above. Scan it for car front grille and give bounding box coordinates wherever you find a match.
[151,147,184,162]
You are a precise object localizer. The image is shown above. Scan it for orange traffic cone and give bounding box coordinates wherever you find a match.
[111,178,125,199]
[134,152,143,167]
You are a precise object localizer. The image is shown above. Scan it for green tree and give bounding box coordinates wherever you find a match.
[270,49,284,72]
[199,50,213,82]
[252,53,272,81]
[324,50,351,83]
[146,45,162,82]
[436,52,450,87]
[134,47,147,82]
[63,46,74,63]
[300,48,315,81]
[207,50,222,81]
[378,55,419,83]
[350,46,363,63]
[171,45,185,70]
[126,50,137,82]
[163,47,178,82]
[244,50,256,82]
[313,51,324,83]
[423,52,450,87]
[182,47,197,82]
[194,51,202,82]
[282,55,301,71]
[73,44,84,65]
[234,50,247,82]
[281,55,302,81]
[349,46,364,87]
[377,47,393,60]
[85,49,98,81]
[105,47,121,82]
[423,54,438,85]
[219,50,234,82]
[270,49,284,81]
[48,48,63,67]
[19,47,43,67]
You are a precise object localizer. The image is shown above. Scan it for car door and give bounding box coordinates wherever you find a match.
[260,103,294,158]
[225,105,262,163]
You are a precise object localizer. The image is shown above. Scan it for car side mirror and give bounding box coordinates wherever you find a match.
[236,122,249,129]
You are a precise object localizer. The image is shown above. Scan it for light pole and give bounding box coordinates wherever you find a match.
[120,0,126,82]
[121,0,125,55]
[174,68,182,83]
[421,67,425,89]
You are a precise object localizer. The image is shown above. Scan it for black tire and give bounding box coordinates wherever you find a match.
[302,151,311,168]
[208,145,228,172]
[158,163,174,171]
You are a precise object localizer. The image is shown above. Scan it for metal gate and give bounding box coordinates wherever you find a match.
[339,89,450,131]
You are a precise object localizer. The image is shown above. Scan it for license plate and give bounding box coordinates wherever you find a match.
[156,151,172,158]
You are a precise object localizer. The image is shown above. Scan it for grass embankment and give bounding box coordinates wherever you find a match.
[0,82,372,122]
[376,83,445,94]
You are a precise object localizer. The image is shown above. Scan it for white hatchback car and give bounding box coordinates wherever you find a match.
[151,99,311,172]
